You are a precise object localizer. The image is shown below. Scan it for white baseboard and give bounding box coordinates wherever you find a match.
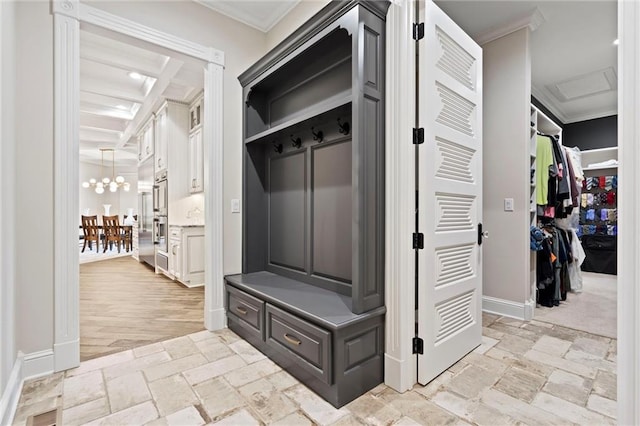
[54,339,79,372]
[0,355,23,426]
[482,296,532,321]
[384,353,416,393]
[22,349,54,381]
[205,307,226,331]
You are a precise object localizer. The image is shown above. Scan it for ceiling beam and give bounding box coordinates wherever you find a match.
[117,57,185,148]
[80,81,146,104]
[79,111,128,132]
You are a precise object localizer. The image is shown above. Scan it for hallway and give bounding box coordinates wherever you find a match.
[80,257,204,361]
[12,314,616,425]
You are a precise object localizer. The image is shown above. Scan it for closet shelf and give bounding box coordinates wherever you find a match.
[583,165,618,171]
[245,95,352,144]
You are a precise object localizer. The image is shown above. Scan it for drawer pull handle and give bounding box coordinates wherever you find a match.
[283,333,301,346]
[235,306,248,315]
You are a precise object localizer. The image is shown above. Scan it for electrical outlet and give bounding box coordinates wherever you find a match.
[231,199,240,213]
[504,198,514,212]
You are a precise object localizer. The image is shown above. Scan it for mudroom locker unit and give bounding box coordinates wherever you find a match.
[224,0,485,407]
[226,0,388,408]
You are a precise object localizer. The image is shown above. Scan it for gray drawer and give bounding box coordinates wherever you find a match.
[265,304,332,384]
[227,286,264,337]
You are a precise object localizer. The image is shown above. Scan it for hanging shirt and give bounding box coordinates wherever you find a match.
[536,135,554,205]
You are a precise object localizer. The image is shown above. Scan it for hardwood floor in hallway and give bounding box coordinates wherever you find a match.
[80,256,205,361]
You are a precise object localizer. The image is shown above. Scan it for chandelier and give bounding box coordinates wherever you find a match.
[82,149,131,194]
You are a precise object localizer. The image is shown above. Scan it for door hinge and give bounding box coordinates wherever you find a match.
[413,232,424,250]
[413,128,424,145]
[413,337,424,354]
[413,23,425,41]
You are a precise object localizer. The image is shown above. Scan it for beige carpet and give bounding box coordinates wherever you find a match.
[534,272,617,338]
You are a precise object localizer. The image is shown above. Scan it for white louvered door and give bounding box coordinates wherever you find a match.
[417,0,483,384]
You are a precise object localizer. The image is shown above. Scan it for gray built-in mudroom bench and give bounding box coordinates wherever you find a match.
[225,0,390,408]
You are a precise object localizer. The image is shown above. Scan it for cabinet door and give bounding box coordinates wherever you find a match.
[189,129,204,193]
[170,240,181,279]
[144,121,154,159]
[155,107,168,173]
[182,233,204,284]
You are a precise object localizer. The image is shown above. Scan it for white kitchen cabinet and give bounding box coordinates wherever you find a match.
[168,225,204,287]
[154,104,168,174]
[188,128,204,193]
[137,116,154,165]
[189,93,203,132]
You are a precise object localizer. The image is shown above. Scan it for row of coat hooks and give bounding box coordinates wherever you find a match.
[273,118,350,153]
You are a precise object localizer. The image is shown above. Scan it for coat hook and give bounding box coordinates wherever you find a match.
[311,127,324,143]
[337,118,350,135]
[290,135,302,149]
[273,142,283,154]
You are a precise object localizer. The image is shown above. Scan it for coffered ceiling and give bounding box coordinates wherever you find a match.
[79,28,205,167]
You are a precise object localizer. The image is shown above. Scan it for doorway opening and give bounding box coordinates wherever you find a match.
[53,1,225,372]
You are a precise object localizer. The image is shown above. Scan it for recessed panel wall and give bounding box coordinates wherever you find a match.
[312,140,352,283]
[269,152,306,271]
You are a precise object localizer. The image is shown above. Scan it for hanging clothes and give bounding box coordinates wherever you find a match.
[536,135,555,205]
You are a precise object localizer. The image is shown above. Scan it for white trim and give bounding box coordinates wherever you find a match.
[79,3,223,66]
[78,4,224,66]
[203,62,226,331]
[22,350,54,381]
[563,109,619,124]
[53,10,81,373]
[383,0,416,393]
[0,356,22,426]
[476,7,545,46]
[52,2,226,371]
[531,85,569,124]
[482,296,532,321]
[617,0,640,423]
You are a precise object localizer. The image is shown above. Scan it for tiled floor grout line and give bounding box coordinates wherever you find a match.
[14,314,617,426]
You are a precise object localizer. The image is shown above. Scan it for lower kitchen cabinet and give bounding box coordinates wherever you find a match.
[167,225,204,287]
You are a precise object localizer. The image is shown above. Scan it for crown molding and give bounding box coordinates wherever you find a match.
[531,84,569,124]
[476,7,545,46]
[564,109,618,124]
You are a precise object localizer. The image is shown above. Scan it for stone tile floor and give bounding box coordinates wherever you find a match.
[12,313,617,425]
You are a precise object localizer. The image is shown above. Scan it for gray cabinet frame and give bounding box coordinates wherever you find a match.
[227,0,389,408]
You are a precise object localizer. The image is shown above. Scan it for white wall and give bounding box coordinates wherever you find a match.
[482,28,531,306]
[0,0,16,402]
[15,1,54,355]
[79,161,138,221]
[88,1,267,275]
[266,0,331,50]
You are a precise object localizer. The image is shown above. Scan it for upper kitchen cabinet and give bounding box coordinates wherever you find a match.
[156,100,190,216]
[189,93,203,132]
[188,93,204,193]
[154,104,168,174]
[188,128,204,193]
[137,116,155,165]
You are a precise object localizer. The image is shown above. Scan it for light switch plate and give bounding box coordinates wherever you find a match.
[231,199,240,213]
[504,198,514,212]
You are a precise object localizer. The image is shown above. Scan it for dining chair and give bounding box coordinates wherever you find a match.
[102,215,122,253]
[81,215,100,253]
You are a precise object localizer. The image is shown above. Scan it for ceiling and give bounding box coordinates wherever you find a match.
[79,27,205,168]
[194,0,301,32]
[434,0,617,123]
[201,0,616,124]
[80,0,617,166]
